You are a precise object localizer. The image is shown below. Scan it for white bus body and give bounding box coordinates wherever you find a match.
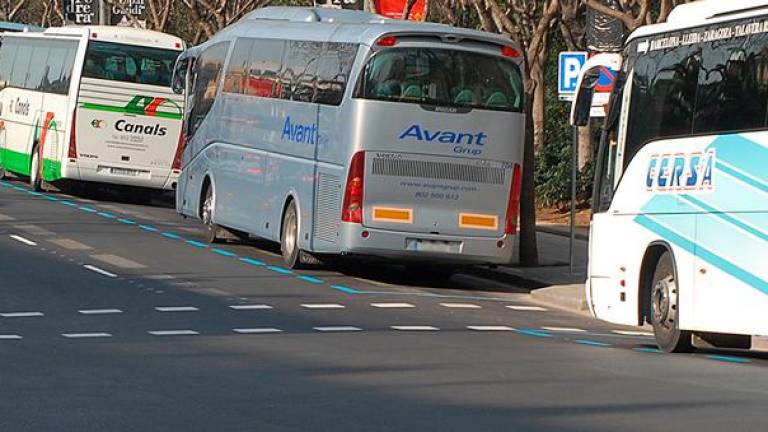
[571,0,768,352]
[0,26,185,191]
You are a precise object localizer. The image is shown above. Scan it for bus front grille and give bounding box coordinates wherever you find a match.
[371,157,505,185]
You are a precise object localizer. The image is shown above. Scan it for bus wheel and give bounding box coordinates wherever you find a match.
[650,251,693,353]
[281,200,301,268]
[29,146,42,192]
[201,185,224,244]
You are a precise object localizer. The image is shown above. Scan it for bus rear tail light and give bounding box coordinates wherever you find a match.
[67,110,77,160]
[502,45,521,58]
[341,151,365,224]
[376,36,397,47]
[172,132,185,172]
[505,163,522,235]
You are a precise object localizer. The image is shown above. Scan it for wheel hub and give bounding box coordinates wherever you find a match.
[652,276,675,327]
[284,209,296,255]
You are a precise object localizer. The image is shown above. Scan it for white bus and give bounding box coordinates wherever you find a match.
[571,0,768,352]
[0,26,185,194]
[174,7,525,270]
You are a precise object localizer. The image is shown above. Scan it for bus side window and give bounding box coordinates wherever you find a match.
[0,38,19,89]
[282,40,321,103]
[222,38,254,95]
[594,71,626,214]
[247,39,283,99]
[187,41,229,139]
[315,42,357,106]
[27,41,50,92]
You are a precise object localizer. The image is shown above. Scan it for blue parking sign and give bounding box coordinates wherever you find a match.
[558,52,587,96]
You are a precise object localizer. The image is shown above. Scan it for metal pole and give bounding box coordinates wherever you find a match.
[569,125,578,274]
[98,0,108,25]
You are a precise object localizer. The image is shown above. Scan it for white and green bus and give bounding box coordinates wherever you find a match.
[0,26,185,193]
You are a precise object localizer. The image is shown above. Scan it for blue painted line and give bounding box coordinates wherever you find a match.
[297,275,323,284]
[0,181,11,187]
[212,248,237,257]
[97,212,116,219]
[266,266,293,275]
[27,191,42,196]
[634,347,662,354]
[574,339,612,347]
[45,195,59,201]
[330,284,361,294]
[515,329,552,338]
[13,186,26,191]
[80,206,97,213]
[240,257,265,266]
[117,218,136,225]
[186,240,208,248]
[61,201,77,206]
[706,354,751,364]
[162,232,182,240]
[139,224,158,232]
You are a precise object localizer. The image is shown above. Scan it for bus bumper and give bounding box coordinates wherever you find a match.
[338,223,513,265]
[75,161,175,190]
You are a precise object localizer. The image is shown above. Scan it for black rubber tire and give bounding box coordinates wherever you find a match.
[650,251,693,353]
[281,200,301,268]
[29,145,42,192]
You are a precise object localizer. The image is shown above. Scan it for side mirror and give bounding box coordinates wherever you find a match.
[172,55,190,95]
[570,68,599,127]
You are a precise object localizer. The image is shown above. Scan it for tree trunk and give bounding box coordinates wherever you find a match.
[578,122,591,170]
[532,63,546,153]
[519,86,539,267]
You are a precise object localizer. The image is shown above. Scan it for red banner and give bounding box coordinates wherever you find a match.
[376,0,425,20]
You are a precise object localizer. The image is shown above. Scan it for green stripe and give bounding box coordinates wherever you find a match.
[79,102,182,120]
[0,148,62,181]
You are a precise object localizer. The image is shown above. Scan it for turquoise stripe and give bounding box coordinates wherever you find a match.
[139,224,158,232]
[267,266,293,275]
[681,195,768,242]
[186,240,208,248]
[330,285,360,294]
[716,162,768,194]
[240,257,265,266]
[575,339,611,347]
[80,206,97,213]
[706,354,751,364]
[118,218,136,225]
[212,248,237,257]
[297,275,323,284]
[97,212,116,219]
[515,329,552,338]
[636,215,768,295]
[162,232,181,240]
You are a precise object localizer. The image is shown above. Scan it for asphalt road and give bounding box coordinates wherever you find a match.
[0,179,767,432]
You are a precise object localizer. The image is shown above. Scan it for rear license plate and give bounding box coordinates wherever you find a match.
[406,239,461,253]
[110,167,139,177]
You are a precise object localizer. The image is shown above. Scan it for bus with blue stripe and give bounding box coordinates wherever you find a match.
[572,0,768,353]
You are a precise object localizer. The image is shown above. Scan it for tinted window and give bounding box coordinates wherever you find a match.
[247,39,283,98]
[83,40,179,87]
[357,48,524,112]
[223,38,254,94]
[9,42,32,88]
[0,39,19,87]
[316,42,357,105]
[42,41,78,95]
[281,40,322,102]
[694,33,768,134]
[26,43,50,91]
[188,42,229,138]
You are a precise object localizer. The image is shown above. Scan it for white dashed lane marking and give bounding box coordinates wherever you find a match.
[370,303,415,309]
[233,328,283,334]
[301,304,346,309]
[155,306,199,312]
[0,335,22,340]
[62,333,112,339]
[229,304,273,310]
[78,309,123,315]
[467,326,515,331]
[314,326,363,332]
[391,326,440,331]
[83,265,118,278]
[506,305,549,311]
[612,330,654,337]
[541,327,587,333]
[148,330,199,336]
[9,234,36,246]
[0,312,44,318]
[441,303,482,309]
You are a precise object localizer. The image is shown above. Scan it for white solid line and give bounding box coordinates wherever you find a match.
[83,264,117,278]
[148,330,199,336]
[467,326,515,331]
[371,303,415,308]
[229,304,273,310]
[155,306,199,312]
[233,328,283,334]
[314,326,363,332]
[612,330,654,337]
[506,305,548,311]
[9,234,36,246]
[541,326,587,333]
[78,309,123,315]
[440,303,482,309]
[391,325,439,331]
[301,303,346,309]
[0,312,44,318]
[62,332,112,339]
[0,335,22,340]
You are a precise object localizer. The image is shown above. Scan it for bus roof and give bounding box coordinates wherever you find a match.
[34,25,184,50]
[201,6,519,52]
[0,21,43,33]
[627,0,768,44]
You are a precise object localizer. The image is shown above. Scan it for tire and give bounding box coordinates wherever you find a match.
[29,145,42,192]
[201,184,224,244]
[0,166,6,180]
[650,251,693,353]
[281,200,301,268]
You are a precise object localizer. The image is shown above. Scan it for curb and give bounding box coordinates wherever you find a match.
[536,225,589,241]
[529,284,590,316]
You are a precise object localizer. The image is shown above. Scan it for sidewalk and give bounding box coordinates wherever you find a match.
[468,225,590,314]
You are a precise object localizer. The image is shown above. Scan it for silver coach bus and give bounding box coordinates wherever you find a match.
[173,7,525,269]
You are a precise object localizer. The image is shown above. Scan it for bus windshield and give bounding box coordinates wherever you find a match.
[83,41,180,87]
[357,47,524,112]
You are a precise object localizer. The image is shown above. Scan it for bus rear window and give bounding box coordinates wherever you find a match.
[356,48,523,112]
[83,41,180,87]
